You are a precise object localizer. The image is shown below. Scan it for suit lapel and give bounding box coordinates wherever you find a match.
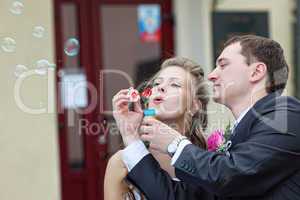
[229,93,279,147]
[229,109,254,146]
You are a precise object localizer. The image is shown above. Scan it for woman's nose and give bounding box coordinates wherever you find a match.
[158,85,166,93]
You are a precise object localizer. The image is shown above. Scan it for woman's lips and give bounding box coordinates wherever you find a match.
[152,97,164,105]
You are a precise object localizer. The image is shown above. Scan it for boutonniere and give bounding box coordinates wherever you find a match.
[207,122,232,155]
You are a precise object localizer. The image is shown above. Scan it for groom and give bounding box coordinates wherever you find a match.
[114,35,300,199]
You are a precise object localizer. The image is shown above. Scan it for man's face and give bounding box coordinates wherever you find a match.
[208,42,252,106]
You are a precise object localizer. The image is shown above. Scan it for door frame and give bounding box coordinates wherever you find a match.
[53,0,174,200]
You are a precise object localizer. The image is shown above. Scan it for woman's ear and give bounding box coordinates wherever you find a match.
[191,99,201,115]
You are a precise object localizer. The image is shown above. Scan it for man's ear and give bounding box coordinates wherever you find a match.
[250,62,267,83]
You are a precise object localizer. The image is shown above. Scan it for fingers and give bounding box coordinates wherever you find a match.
[112,89,130,103]
[115,98,129,109]
[133,100,143,113]
[113,88,144,114]
[140,135,165,153]
[112,89,130,111]
[113,98,129,114]
[141,116,159,125]
[139,125,152,135]
[113,94,129,103]
[140,117,165,135]
[112,90,129,104]
[140,133,152,142]
[115,89,130,97]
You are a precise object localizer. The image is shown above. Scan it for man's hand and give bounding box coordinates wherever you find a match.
[140,117,182,153]
[112,89,143,146]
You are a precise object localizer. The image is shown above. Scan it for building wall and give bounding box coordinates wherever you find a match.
[174,0,296,132]
[0,0,60,200]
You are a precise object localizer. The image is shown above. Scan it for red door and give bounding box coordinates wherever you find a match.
[54,0,174,200]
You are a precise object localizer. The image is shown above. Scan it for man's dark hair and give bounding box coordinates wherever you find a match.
[224,35,289,94]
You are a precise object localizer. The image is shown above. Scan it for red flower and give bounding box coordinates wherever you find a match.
[141,87,152,98]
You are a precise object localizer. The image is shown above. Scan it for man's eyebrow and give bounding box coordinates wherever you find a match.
[153,77,163,81]
[216,57,228,65]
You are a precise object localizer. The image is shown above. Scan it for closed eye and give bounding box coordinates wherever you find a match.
[152,82,160,86]
[171,83,181,88]
[220,64,227,69]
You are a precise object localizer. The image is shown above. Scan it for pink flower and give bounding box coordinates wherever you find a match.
[207,130,225,151]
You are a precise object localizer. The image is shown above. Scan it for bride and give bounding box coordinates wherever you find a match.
[104,57,210,200]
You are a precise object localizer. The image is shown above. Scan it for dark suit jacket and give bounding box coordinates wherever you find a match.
[127,93,300,200]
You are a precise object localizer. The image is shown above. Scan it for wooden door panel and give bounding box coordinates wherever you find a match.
[54,0,173,200]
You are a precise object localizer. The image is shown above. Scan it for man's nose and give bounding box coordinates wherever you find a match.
[208,68,218,82]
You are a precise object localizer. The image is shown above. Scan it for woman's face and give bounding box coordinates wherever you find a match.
[148,66,194,121]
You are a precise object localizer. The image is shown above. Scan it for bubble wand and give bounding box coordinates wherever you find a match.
[127,86,156,148]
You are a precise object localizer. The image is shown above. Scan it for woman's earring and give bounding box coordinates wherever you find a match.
[188,110,194,117]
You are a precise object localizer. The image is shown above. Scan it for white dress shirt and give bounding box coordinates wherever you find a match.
[121,107,252,171]
[121,140,149,171]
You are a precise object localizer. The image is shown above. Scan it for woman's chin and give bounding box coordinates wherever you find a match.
[154,111,182,121]
[147,106,183,120]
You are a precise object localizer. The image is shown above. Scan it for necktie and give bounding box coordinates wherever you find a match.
[229,123,238,140]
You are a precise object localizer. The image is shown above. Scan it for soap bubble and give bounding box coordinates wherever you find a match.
[64,38,80,57]
[10,1,24,15]
[57,69,65,77]
[98,135,106,144]
[32,26,45,38]
[35,59,55,75]
[1,37,16,53]
[14,64,28,78]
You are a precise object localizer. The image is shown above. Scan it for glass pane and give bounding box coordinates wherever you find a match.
[62,3,81,69]
[99,4,162,156]
[61,3,85,170]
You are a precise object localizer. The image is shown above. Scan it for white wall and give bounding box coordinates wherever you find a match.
[174,0,296,133]
[0,0,60,200]
[174,0,210,74]
[213,0,295,96]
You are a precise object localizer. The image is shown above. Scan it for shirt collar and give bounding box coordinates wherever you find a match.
[233,107,251,129]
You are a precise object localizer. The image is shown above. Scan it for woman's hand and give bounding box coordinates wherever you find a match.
[104,150,129,200]
[112,89,143,146]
